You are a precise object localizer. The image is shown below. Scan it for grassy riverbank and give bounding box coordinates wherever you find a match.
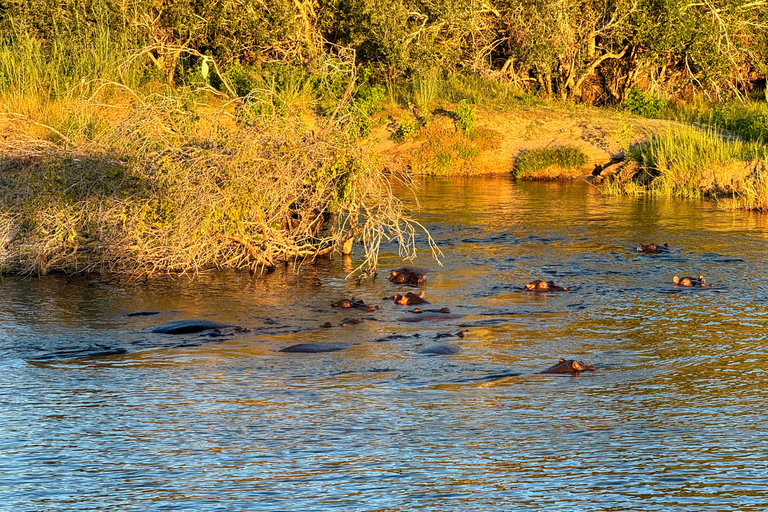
[1,0,767,276]
[3,75,768,277]
[0,80,435,277]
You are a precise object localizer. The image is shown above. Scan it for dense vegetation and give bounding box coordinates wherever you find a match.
[2,0,765,103]
[0,0,767,275]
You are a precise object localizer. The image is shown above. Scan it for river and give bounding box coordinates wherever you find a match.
[2,177,768,511]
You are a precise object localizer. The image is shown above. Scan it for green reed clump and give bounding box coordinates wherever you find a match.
[670,100,768,145]
[513,146,589,180]
[630,125,766,197]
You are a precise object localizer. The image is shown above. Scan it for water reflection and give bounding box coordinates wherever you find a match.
[2,177,768,510]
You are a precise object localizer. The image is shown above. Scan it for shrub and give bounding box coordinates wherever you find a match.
[623,88,666,118]
[455,99,475,133]
[392,117,417,142]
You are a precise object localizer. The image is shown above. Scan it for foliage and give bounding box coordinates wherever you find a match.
[623,88,666,118]
[672,100,768,145]
[455,99,476,133]
[1,0,766,106]
[0,85,430,276]
[607,125,768,199]
[392,117,417,142]
[513,146,589,180]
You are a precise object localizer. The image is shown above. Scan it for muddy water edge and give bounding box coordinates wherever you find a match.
[2,176,768,511]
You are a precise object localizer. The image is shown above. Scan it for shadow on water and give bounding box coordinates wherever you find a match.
[3,176,768,510]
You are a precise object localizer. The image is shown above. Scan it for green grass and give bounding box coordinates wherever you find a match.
[513,146,589,180]
[631,125,766,197]
[668,99,768,145]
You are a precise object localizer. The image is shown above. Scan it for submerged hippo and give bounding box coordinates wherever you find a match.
[389,267,428,285]
[331,298,378,311]
[637,243,672,254]
[417,344,462,356]
[394,291,429,305]
[279,343,351,353]
[525,280,570,292]
[673,275,706,286]
[540,358,596,374]
[149,319,231,334]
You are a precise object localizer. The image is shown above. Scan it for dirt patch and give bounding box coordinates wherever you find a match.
[372,104,675,176]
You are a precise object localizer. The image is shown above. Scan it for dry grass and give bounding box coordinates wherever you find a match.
[0,85,432,277]
[406,116,501,175]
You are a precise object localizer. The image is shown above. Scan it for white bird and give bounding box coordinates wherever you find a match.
[200,56,210,82]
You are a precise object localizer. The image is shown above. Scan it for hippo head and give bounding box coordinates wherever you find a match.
[389,267,427,285]
[525,280,549,291]
[673,275,705,286]
[541,358,597,374]
[394,290,428,305]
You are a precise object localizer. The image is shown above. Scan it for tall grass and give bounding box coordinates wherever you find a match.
[631,125,766,197]
[669,100,768,145]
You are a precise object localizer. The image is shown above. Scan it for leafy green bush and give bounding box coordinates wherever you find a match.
[623,88,666,118]
[455,99,475,133]
[392,117,417,142]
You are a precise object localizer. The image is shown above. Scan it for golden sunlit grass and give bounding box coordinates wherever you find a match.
[0,83,432,277]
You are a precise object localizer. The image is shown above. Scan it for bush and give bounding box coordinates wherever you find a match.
[455,99,475,133]
[392,117,417,142]
[623,88,666,118]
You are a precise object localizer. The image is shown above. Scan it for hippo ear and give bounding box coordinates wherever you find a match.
[673,276,680,284]
[699,275,705,282]
[418,290,425,298]
[558,357,565,362]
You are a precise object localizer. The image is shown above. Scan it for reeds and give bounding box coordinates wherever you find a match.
[631,125,765,197]
[604,124,768,209]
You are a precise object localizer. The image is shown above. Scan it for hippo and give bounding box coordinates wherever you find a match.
[637,243,671,254]
[673,275,705,286]
[149,319,231,334]
[525,280,570,292]
[389,267,428,285]
[394,291,429,305]
[279,343,351,353]
[417,344,462,356]
[540,358,596,374]
[331,298,378,312]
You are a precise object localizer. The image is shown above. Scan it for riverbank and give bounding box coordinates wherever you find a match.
[1,89,767,277]
[374,98,768,211]
[372,101,676,176]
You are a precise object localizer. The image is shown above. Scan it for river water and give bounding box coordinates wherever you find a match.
[2,177,768,511]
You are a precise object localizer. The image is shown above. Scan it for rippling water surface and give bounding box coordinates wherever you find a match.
[3,177,768,511]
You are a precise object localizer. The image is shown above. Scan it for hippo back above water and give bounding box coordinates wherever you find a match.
[149,319,231,334]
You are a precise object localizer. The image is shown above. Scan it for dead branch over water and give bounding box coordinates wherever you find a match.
[0,89,427,278]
